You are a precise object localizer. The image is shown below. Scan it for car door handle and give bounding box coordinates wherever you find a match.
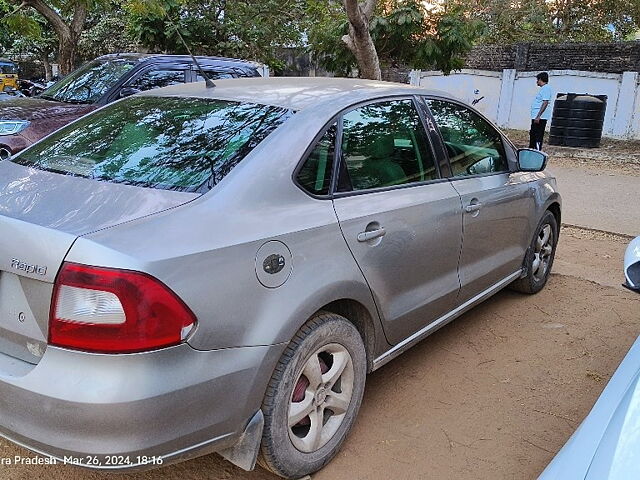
[357,228,386,242]
[464,203,482,213]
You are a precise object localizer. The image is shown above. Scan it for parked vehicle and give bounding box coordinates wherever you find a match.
[0,58,19,92]
[0,53,264,160]
[539,237,640,479]
[0,78,561,479]
[624,236,640,292]
[18,78,47,97]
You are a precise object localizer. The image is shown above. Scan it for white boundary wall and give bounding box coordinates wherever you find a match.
[410,69,640,139]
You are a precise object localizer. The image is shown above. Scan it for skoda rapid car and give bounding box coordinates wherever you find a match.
[0,78,561,478]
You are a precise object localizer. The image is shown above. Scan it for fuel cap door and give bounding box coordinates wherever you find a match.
[255,240,292,288]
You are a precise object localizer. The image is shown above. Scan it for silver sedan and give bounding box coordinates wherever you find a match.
[0,77,560,478]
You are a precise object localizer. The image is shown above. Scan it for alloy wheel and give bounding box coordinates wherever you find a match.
[532,224,554,282]
[288,343,354,453]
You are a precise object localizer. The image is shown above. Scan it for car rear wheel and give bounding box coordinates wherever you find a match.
[510,210,558,294]
[259,312,366,479]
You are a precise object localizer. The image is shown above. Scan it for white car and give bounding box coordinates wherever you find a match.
[539,236,640,479]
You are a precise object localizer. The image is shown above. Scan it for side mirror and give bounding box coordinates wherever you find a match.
[518,148,548,172]
[119,87,141,98]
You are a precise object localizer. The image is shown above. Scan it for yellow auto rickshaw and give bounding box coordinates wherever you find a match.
[0,58,19,92]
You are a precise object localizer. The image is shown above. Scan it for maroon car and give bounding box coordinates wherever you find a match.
[0,53,263,159]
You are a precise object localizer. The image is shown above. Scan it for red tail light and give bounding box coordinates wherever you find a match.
[49,262,197,353]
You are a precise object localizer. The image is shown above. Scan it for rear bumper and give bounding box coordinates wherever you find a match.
[0,342,285,470]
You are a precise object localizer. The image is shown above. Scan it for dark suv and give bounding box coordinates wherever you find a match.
[0,54,264,159]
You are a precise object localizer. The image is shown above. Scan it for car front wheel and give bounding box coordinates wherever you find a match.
[510,210,558,294]
[259,312,366,479]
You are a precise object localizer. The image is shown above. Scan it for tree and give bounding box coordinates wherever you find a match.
[457,0,640,43]
[307,0,485,78]
[78,7,138,62]
[342,0,381,79]
[4,16,57,79]
[126,0,307,70]
[0,0,15,54]
[5,0,91,74]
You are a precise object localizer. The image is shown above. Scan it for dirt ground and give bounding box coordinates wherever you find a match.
[2,226,639,480]
[505,129,640,177]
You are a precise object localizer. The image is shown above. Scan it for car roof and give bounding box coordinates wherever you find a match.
[96,53,262,70]
[141,77,452,111]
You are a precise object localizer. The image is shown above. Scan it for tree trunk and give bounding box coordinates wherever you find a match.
[342,0,381,80]
[22,0,87,75]
[42,55,53,81]
[57,34,77,75]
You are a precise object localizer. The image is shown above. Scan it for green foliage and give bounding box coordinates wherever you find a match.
[78,2,139,61]
[126,0,307,70]
[305,0,353,75]
[458,0,640,44]
[1,5,57,65]
[306,0,485,75]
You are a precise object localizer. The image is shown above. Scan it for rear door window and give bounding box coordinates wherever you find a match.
[127,69,187,90]
[194,70,236,82]
[338,99,438,192]
[13,96,293,192]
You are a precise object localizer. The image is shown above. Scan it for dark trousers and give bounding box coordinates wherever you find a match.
[529,119,548,150]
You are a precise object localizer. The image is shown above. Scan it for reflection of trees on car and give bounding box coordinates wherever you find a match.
[13,97,293,192]
[41,59,135,104]
[341,100,437,190]
[427,99,508,177]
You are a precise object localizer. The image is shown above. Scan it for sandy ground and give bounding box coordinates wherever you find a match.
[508,129,640,236]
[1,227,639,480]
[505,129,640,178]
[547,165,640,237]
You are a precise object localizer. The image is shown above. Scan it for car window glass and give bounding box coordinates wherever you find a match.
[339,99,437,191]
[13,97,293,193]
[195,71,235,82]
[128,69,186,90]
[40,59,135,104]
[427,99,508,177]
[297,125,336,196]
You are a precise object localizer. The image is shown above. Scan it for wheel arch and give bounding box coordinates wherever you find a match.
[546,200,561,228]
[316,299,379,373]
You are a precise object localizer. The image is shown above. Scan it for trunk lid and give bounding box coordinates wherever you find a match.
[0,160,198,364]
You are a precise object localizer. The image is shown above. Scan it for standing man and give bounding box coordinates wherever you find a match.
[529,72,552,150]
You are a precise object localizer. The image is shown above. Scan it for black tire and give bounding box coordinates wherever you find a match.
[259,312,366,479]
[510,210,559,294]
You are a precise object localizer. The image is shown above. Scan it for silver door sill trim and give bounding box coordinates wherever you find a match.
[372,270,522,371]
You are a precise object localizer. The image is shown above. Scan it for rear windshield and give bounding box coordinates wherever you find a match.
[13,96,293,192]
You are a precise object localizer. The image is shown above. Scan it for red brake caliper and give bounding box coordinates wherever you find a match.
[291,356,329,426]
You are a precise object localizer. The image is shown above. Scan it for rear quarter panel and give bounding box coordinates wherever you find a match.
[68,113,388,354]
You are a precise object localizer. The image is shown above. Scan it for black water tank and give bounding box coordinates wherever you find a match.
[549,94,607,148]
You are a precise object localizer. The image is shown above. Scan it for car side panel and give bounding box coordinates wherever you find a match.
[451,172,535,302]
[333,182,463,345]
[68,190,387,354]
